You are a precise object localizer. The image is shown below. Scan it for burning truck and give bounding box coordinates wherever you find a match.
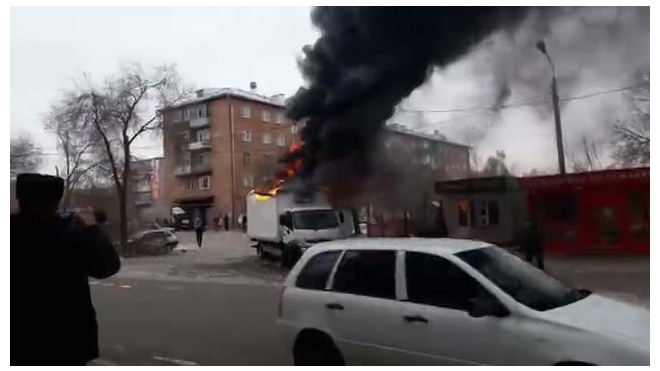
[247,141,360,266]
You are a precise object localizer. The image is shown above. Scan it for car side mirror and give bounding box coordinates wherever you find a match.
[468,296,509,318]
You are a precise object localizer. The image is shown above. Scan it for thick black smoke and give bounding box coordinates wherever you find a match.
[286,7,532,189]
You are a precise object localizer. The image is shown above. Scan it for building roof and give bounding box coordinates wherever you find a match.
[310,237,490,255]
[385,123,470,148]
[166,87,287,110]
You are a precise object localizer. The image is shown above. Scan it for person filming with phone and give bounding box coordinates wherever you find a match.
[11,173,121,365]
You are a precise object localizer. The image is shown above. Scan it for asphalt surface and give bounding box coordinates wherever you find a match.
[91,278,289,366]
[91,232,649,365]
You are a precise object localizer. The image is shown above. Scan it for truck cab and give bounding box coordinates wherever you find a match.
[279,207,353,245]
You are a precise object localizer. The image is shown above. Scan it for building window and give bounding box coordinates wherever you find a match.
[422,141,429,149]
[276,112,285,124]
[196,129,210,142]
[184,109,190,120]
[430,157,436,169]
[628,193,649,240]
[540,195,577,223]
[422,154,431,165]
[242,105,251,118]
[243,174,254,188]
[242,130,252,142]
[198,109,203,118]
[291,124,298,134]
[473,200,500,227]
[263,133,272,144]
[262,110,271,122]
[136,192,151,204]
[182,179,195,190]
[243,152,251,166]
[277,134,286,147]
[199,175,211,190]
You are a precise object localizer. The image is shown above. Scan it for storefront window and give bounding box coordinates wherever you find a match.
[628,193,649,240]
[541,195,577,223]
[594,206,620,244]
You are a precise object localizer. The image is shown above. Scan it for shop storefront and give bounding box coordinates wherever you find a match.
[519,167,649,255]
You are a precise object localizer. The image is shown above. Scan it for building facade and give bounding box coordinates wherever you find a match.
[161,88,300,227]
[130,157,168,223]
[435,167,650,255]
[366,124,472,237]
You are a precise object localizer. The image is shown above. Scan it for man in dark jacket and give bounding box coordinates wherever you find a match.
[11,174,121,365]
[519,217,545,270]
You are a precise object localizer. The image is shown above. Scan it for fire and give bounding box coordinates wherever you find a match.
[253,141,305,196]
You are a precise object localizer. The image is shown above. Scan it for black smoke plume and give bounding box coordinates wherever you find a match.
[285,7,532,192]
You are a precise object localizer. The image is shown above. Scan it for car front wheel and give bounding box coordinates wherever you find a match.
[293,331,343,366]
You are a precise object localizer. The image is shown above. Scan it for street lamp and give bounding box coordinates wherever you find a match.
[536,40,567,175]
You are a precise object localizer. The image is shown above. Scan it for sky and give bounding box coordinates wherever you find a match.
[10,6,317,172]
[10,7,649,175]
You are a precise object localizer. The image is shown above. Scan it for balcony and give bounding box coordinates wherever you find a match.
[190,117,210,128]
[175,163,212,176]
[188,139,212,151]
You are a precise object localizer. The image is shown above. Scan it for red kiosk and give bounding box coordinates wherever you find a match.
[518,167,649,255]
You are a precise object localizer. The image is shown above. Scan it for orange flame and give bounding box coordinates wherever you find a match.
[253,141,305,196]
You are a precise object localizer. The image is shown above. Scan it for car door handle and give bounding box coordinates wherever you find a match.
[325,303,344,310]
[403,314,428,324]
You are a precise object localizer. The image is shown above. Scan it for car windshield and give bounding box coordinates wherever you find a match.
[292,210,339,230]
[456,246,591,311]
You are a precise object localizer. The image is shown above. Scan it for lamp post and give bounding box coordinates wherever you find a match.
[536,40,566,175]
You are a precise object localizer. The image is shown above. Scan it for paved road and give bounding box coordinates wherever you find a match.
[92,278,289,366]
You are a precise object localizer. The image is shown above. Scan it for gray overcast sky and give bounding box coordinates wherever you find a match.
[10,6,317,168]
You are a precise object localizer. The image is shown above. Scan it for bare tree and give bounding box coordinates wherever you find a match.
[612,74,650,167]
[55,63,189,252]
[10,134,42,176]
[481,150,510,176]
[44,96,106,207]
[570,134,604,173]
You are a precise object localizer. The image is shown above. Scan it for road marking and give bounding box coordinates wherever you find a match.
[119,284,132,289]
[90,281,99,285]
[101,283,115,287]
[153,355,199,366]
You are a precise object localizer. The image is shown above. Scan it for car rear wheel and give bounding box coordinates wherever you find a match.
[293,330,344,366]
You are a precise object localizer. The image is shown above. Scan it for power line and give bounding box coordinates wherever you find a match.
[400,82,648,114]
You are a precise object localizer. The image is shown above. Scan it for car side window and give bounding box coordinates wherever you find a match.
[296,251,342,290]
[405,252,485,311]
[332,250,396,300]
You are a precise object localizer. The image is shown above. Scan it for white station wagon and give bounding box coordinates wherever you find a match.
[277,238,649,366]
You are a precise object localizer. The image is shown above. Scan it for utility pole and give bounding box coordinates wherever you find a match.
[536,40,566,175]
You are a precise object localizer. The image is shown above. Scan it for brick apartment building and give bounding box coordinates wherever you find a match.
[130,157,168,223]
[366,123,471,236]
[161,88,300,227]
[383,123,471,180]
[160,86,470,230]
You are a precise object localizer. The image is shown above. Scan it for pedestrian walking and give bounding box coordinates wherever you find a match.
[11,173,121,365]
[223,214,229,231]
[194,216,205,247]
[519,217,545,270]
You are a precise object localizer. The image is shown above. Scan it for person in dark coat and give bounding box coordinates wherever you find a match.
[194,215,205,247]
[519,217,545,270]
[11,173,121,365]
[223,214,229,231]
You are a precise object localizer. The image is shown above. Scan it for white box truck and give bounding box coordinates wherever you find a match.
[246,190,356,266]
